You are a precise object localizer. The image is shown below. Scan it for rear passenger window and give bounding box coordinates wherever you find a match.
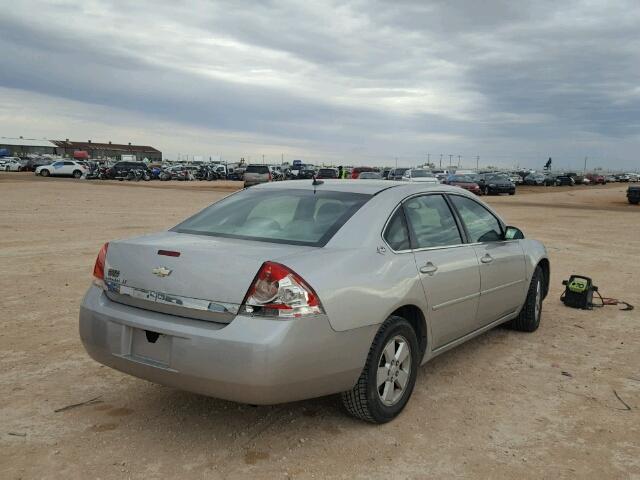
[449,195,502,243]
[403,195,462,249]
[384,209,410,251]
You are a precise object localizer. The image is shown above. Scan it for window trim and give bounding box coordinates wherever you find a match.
[381,192,467,254]
[445,193,507,244]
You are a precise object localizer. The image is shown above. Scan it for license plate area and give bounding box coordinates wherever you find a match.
[130,328,172,367]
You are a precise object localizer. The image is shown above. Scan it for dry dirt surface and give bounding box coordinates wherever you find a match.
[1,173,639,479]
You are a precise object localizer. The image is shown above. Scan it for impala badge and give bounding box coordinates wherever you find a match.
[152,266,172,278]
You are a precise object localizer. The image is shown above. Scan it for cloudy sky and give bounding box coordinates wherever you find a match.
[1,0,639,169]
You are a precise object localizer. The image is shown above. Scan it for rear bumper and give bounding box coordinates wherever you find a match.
[79,286,376,405]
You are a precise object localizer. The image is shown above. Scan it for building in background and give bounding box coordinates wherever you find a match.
[0,137,57,156]
[51,139,162,162]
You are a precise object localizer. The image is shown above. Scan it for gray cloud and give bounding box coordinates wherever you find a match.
[0,0,638,168]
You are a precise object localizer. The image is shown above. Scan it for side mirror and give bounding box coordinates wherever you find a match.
[504,226,525,240]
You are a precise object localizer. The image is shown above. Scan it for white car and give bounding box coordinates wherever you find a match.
[402,169,440,184]
[2,157,22,171]
[35,160,88,178]
[628,173,639,183]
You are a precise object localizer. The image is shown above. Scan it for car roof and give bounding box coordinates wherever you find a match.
[254,179,460,195]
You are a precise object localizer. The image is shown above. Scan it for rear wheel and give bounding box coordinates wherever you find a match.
[507,266,543,332]
[341,316,419,423]
[73,170,82,178]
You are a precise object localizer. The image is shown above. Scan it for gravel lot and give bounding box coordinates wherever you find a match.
[1,173,638,479]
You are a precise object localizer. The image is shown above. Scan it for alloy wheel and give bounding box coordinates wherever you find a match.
[377,335,412,406]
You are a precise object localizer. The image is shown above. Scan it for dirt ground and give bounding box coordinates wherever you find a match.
[1,173,638,479]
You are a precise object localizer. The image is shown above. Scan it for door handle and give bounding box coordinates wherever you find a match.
[480,253,493,264]
[420,262,438,275]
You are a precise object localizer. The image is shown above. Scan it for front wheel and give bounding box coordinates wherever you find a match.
[507,266,543,332]
[40,169,50,177]
[341,316,419,423]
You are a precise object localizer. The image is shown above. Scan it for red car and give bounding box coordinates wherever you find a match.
[444,174,482,195]
[351,166,375,179]
[586,174,606,185]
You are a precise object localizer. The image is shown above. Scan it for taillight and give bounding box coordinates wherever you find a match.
[240,261,324,318]
[92,243,109,287]
[268,172,272,181]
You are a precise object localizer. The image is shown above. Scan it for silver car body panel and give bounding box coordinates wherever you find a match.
[80,180,549,404]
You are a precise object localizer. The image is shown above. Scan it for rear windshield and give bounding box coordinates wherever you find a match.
[173,188,372,246]
[412,170,433,178]
[245,165,269,174]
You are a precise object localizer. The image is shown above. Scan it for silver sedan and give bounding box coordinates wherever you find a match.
[80,180,549,423]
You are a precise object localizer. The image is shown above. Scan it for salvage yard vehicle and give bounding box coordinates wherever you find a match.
[477,173,516,195]
[2,157,22,171]
[586,173,606,185]
[106,161,150,180]
[36,160,87,178]
[401,169,440,184]
[316,168,338,179]
[387,167,410,180]
[358,171,383,179]
[628,185,640,205]
[243,164,271,187]
[443,174,482,195]
[80,180,550,424]
[554,175,575,186]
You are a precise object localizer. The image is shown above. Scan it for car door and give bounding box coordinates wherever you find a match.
[62,161,76,174]
[401,194,481,349]
[448,194,526,327]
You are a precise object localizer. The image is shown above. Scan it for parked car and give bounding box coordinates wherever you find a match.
[628,173,639,183]
[524,173,548,186]
[381,169,391,179]
[617,174,630,182]
[2,158,22,171]
[586,174,606,185]
[509,173,524,185]
[554,175,575,186]
[477,173,516,195]
[444,174,482,195]
[605,175,618,183]
[401,169,439,184]
[106,161,150,179]
[243,164,271,187]
[351,166,375,179]
[316,168,338,179]
[36,160,88,178]
[387,167,410,180]
[628,185,640,204]
[80,181,549,423]
[358,171,383,180]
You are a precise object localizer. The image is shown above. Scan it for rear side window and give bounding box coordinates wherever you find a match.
[384,209,410,251]
[173,189,371,247]
[403,195,462,249]
[449,195,502,243]
[246,165,269,174]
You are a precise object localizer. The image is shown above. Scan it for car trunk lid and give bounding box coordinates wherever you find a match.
[103,231,313,324]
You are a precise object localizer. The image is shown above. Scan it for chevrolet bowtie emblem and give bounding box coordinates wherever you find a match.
[152,266,172,278]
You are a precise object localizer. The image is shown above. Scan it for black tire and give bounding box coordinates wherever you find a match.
[484,186,490,195]
[630,199,639,205]
[73,170,82,178]
[509,191,515,195]
[40,169,50,177]
[507,266,543,332]
[341,316,419,424]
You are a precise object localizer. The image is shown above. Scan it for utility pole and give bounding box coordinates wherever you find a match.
[281,153,284,164]
[458,155,461,167]
[449,154,453,166]
[584,156,587,173]
[427,153,430,164]
[395,157,398,168]
[439,154,443,169]
[476,155,480,171]
[262,154,265,164]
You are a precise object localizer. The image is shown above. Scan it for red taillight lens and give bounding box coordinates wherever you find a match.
[241,261,323,318]
[268,172,272,181]
[92,242,109,280]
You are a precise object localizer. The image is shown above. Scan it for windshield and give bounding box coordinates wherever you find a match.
[449,175,474,182]
[173,188,371,246]
[411,170,433,178]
